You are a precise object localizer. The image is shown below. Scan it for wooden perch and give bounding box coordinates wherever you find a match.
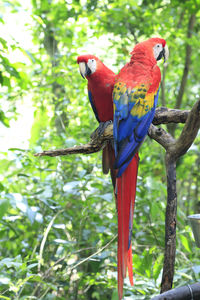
[148,125,175,150]
[34,142,104,157]
[153,107,189,125]
[151,282,200,300]
[173,100,200,159]
[34,106,190,157]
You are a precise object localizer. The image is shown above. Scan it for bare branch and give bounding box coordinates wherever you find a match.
[152,282,200,300]
[148,124,175,150]
[34,107,189,157]
[172,100,200,159]
[68,234,117,272]
[161,154,177,293]
[153,107,189,125]
[34,142,105,157]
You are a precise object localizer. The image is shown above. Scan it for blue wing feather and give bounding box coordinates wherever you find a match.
[88,90,100,122]
[114,86,159,177]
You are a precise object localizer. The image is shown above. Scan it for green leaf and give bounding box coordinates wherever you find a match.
[180,234,191,253]
[111,289,118,300]
[153,254,163,281]
[0,199,10,219]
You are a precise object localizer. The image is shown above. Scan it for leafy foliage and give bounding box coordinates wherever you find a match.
[0,0,200,299]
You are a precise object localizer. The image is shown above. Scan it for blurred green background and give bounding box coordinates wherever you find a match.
[0,0,200,299]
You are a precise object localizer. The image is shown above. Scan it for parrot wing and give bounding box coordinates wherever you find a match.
[88,90,100,122]
[113,82,160,177]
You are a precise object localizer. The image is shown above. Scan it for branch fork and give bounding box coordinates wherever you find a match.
[34,106,192,158]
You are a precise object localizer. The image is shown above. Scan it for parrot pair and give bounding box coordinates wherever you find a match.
[77,37,168,300]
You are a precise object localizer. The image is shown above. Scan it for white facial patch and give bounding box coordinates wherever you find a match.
[153,43,163,60]
[87,58,97,74]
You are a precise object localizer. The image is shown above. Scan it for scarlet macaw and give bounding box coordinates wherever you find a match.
[77,54,117,187]
[113,37,168,299]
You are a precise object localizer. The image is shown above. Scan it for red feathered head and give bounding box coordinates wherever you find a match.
[77,54,114,79]
[77,54,101,78]
[131,37,169,63]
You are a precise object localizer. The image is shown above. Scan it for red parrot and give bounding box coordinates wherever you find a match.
[77,54,117,187]
[113,38,168,299]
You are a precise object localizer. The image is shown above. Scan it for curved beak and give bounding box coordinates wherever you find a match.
[157,44,169,62]
[78,62,92,79]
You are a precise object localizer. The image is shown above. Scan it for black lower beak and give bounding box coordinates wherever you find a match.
[85,64,92,76]
[157,48,165,61]
[79,62,92,79]
[81,72,85,79]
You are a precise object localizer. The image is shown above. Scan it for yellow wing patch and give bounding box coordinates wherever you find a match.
[113,82,159,118]
[113,82,127,101]
[130,89,155,118]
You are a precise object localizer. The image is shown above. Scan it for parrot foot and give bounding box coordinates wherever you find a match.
[91,120,112,140]
[97,121,113,136]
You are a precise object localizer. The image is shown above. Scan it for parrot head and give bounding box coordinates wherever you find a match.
[131,37,169,63]
[77,54,100,79]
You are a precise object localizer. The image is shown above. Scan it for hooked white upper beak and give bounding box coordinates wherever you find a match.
[79,62,87,78]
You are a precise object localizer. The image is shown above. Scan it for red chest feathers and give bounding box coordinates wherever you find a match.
[88,80,114,122]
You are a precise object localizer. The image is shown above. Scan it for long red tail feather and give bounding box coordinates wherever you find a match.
[116,153,139,300]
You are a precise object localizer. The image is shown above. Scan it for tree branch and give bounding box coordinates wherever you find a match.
[34,106,189,157]
[153,107,189,125]
[173,100,200,159]
[34,142,105,157]
[152,282,200,300]
[148,125,175,150]
[160,154,177,293]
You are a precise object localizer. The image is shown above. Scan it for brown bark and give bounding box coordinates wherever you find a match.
[160,154,177,293]
[152,282,200,300]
